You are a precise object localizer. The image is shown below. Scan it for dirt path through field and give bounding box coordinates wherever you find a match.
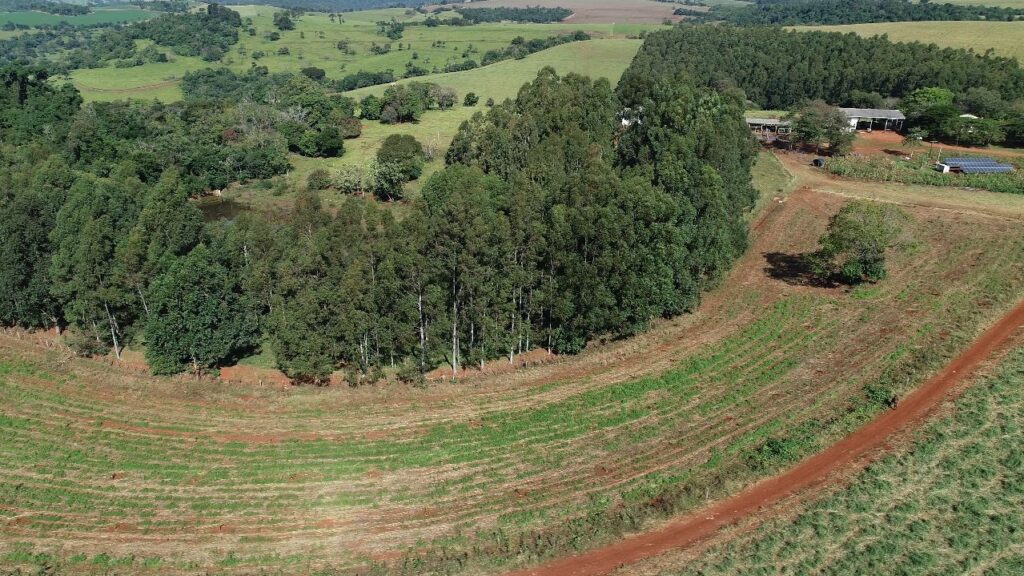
[506,298,1024,576]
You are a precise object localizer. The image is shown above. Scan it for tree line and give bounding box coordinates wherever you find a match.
[453,7,573,24]
[0,0,91,16]
[1,62,757,384]
[632,24,1024,148]
[678,0,1024,26]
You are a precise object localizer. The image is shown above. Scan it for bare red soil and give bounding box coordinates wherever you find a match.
[507,298,1024,576]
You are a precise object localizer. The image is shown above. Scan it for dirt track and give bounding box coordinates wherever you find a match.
[507,298,1024,576]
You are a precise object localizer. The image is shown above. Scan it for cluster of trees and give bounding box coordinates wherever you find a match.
[453,6,573,23]
[217,0,426,12]
[63,3,243,67]
[0,0,91,16]
[376,18,404,40]
[900,86,1022,146]
[359,81,457,124]
[180,67,362,156]
[809,201,912,284]
[679,0,1024,26]
[479,31,590,66]
[635,26,1024,111]
[273,11,296,31]
[331,70,396,91]
[2,63,757,383]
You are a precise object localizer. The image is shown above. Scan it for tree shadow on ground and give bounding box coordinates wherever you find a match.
[763,252,839,288]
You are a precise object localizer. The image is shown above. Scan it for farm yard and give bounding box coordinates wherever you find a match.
[3,146,1024,574]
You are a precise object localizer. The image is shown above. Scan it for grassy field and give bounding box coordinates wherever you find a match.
[634,343,1024,576]
[2,150,1024,574]
[231,38,644,209]
[945,0,1024,7]
[0,7,156,27]
[68,7,661,102]
[793,21,1024,63]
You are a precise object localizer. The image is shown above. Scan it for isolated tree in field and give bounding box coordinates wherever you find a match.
[273,11,294,31]
[144,245,259,375]
[788,100,854,155]
[376,134,426,181]
[809,201,912,284]
[463,92,479,106]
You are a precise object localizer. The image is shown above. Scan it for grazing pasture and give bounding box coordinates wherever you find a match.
[0,8,157,27]
[2,151,1023,574]
[792,21,1024,62]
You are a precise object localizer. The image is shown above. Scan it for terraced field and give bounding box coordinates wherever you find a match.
[3,151,1024,574]
[622,342,1024,576]
[69,7,659,103]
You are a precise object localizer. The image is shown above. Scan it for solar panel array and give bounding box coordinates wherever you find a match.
[942,157,1015,174]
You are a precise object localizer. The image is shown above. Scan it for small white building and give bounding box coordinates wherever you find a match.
[838,108,905,131]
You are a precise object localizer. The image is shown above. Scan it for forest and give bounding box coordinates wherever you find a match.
[628,26,1024,110]
[453,7,573,24]
[679,0,1024,26]
[0,55,756,383]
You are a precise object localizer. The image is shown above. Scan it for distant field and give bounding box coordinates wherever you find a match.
[0,8,156,27]
[643,343,1024,576]
[428,0,685,24]
[793,21,1024,63]
[69,7,661,102]
[270,39,644,205]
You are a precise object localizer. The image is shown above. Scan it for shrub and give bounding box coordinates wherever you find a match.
[307,168,332,190]
[376,134,425,181]
[463,92,479,106]
[334,165,364,194]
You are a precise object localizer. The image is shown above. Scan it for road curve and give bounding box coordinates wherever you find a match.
[507,298,1024,576]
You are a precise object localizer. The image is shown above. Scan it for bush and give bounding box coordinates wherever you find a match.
[463,92,479,106]
[307,168,332,190]
[486,97,495,107]
[376,134,425,181]
[368,160,405,201]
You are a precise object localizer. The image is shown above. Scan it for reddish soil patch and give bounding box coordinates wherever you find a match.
[852,130,1023,160]
[506,299,1024,576]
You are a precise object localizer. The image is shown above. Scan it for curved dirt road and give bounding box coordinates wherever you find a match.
[507,298,1024,576]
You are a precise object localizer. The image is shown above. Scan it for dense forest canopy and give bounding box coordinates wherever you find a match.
[0,52,757,383]
[453,6,573,23]
[633,25,1024,111]
[678,0,1024,26]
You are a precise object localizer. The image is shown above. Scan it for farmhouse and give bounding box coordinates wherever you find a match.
[838,108,905,131]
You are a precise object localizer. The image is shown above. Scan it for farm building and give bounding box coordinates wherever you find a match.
[838,108,905,131]
[746,117,791,135]
[936,157,1015,174]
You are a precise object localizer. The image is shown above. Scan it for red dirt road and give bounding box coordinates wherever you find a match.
[507,298,1024,576]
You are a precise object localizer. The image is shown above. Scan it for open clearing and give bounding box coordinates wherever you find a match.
[427,0,686,24]
[792,21,1024,63]
[618,340,1024,576]
[3,148,1024,573]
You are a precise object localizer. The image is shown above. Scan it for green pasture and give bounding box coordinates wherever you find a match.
[70,6,658,103]
[233,38,644,207]
[793,21,1024,63]
[0,8,157,27]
